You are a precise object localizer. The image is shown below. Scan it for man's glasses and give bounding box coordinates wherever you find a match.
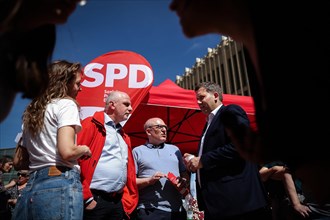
[148,124,168,130]
[17,173,29,177]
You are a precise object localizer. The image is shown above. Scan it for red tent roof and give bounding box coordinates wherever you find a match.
[124,79,255,154]
[143,79,201,110]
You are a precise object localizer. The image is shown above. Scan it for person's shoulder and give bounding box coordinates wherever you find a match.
[92,111,105,120]
[52,98,76,106]
[223,104,244,111]
[82,111,104,123]
[132,144,145,149]
[220,104,246,116]
[164,144,183,155]
[165,143,179,149]
[132,145,146,153]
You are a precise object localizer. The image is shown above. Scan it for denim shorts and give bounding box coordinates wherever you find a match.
[12,166,83,220]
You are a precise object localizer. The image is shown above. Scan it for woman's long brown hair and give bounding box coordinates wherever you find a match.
[22,60,82,137]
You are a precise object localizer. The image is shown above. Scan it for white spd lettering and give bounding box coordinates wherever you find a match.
[82,63,153,88]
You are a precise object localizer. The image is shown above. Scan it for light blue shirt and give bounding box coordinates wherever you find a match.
[90,113,128,193]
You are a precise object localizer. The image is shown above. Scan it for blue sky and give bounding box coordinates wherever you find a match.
[0,0,220,149]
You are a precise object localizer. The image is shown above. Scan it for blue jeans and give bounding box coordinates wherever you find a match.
[12,166,83,220]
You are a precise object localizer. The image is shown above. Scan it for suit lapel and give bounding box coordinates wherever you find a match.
[203,105,226,142]
[197,105,225,152]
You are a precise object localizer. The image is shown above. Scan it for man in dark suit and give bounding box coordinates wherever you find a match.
[183,82,271,220]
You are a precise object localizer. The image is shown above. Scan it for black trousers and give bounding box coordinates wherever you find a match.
[83,190,124,220]
[134,208,186,220]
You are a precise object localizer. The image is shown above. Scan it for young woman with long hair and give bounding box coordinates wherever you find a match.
[12,60,91,220]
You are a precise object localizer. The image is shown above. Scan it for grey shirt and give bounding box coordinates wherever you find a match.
[133,143,186,212]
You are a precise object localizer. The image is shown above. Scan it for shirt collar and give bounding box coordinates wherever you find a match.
[145,142,165,149]
[104,113,122,130]
[208,104,222,122]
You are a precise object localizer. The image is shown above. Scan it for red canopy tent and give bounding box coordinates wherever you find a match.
[123,79,255,155]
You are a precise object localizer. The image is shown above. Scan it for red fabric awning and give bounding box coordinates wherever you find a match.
[124,79,255,155]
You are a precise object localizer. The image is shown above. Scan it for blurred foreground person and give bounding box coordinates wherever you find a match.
[170,0,330,204]
[259,162,312,220]
[12,60,91,220]
[0,0,81,122]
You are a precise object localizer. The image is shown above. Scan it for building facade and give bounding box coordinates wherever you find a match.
[176,36,251,96]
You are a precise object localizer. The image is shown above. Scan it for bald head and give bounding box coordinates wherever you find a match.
[104,90,132,124]
[105,91,129,111]
[144,117,167,145]
[144,118,165,130]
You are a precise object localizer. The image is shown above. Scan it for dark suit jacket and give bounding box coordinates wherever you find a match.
[196,104,268,218]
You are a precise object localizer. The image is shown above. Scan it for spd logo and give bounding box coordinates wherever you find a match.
[77,50,154,119]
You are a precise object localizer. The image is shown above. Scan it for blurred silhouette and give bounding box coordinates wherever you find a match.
[170,0,330,204]
[0,0,81,122]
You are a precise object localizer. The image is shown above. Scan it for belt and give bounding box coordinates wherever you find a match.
[91,189,123,199]
[48,166,71,176]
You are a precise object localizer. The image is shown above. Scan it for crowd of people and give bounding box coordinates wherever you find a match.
[3,77,329,219]
[1,0,330,219]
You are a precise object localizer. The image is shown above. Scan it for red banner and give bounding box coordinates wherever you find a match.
[77,50,154,119]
